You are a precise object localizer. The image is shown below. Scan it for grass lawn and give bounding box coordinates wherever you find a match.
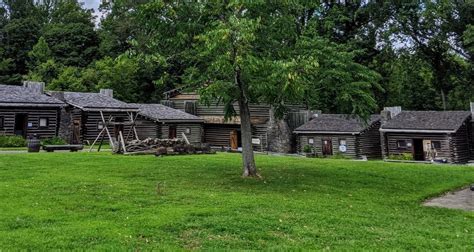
[0,153,473,250]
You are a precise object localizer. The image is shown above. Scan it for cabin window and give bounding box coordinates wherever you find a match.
[185,128,191,134]
[308,138,314,144]
[431,141,441,149]
[39,118,48,127]
[397,140,411,149]
[0,116,3,129]
[339,139,347,146]
[97,121,104,130]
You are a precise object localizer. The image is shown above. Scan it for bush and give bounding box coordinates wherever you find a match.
[41,136,66,145]
[388,153,413,161]
[303,145,314,153]
[328,152,349,159]
[0,135,27,147]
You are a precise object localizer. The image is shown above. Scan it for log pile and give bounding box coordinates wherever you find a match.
[117,138,215,156]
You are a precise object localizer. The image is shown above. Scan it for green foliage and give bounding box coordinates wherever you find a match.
[303,145,313,154]
[388,153,414,161]
[41,136,66,145]
[0,135,26,147]
[0,153,474,249]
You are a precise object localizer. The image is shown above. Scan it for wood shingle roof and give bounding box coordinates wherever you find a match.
[0,84,64,107]
[48,91,139,112]
[131,103,204,123]
[380,111,472,133]
[294,114,381,134]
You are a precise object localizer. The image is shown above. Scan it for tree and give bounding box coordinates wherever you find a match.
[42,0,99,67]
[182,2,380,177]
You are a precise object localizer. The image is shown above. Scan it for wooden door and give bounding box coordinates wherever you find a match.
[72,119,81,144]
[14,114,28,138]
[322,139,333,156]
[168,125,177,139]
[413,139,424,161]
[230,130,238,150]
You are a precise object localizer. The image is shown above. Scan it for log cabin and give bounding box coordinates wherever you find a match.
[131,103,204,144]
[48,89,139,144]
[0,82,64,139]
[162,91,308,152]
[294,114,382,159]
[380,107,473,163]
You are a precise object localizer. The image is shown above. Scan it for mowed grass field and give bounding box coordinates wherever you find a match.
[0,153,473,250]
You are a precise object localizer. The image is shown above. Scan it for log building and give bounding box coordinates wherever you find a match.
[131,103,204,144]
[48,89,139,144]
[380,107,473,163]
[0,82,64,139]
[294,114,382,159]
[162,91,308,152]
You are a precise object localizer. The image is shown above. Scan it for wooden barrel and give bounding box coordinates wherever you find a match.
[27,135,41,153]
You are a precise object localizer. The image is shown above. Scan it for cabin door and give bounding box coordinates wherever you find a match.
[322,139,333,156]
[72,119,81,144]
[14,114,28,138]
[168,125,177,139]
[230,130,239,150]
[413,139,424,161]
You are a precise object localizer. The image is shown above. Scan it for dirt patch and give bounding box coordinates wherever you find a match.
[424,187,474,211]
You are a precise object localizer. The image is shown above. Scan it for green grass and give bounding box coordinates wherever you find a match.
[0,153,473,250]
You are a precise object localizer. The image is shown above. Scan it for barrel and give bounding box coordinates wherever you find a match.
[27,135,41,153]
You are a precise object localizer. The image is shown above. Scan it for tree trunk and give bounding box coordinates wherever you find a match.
[238,97,258,177]
[440,89,447,111]
[234,67,257,177]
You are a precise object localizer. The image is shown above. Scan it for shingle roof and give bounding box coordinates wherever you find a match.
[294,114,381,134]
[48,91,138,112]
[132,103,204,123]
[380,111,471,132]
[0,84,64,107]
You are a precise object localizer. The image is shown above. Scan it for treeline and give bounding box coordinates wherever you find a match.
[0,0,473,111]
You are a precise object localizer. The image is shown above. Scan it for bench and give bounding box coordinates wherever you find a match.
[42,145,84,152]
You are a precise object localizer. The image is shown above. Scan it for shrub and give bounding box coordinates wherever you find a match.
[303,145,313,153]
[388,153,413,161]
[41,136,66,145]
[328,152,349,159]
[0,135,27,147]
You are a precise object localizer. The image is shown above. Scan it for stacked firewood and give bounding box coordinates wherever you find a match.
[119,138,215,156]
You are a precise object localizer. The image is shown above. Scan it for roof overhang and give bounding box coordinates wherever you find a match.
[379,128,456,134]
[82,107,139,112]
[294,131,360,135]
[0,102,64,108]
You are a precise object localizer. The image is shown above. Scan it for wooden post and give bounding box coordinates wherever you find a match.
[100,111,115,150]
[181,132,190,144]
[89,128,105,152]
[119,130,127,154]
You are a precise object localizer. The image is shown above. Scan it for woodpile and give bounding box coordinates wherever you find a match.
[117,138,215,156]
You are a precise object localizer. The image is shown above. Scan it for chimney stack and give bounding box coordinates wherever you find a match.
[381,106,402,124]
[23,81,45,94]
[99,89,113,98]
[49,91,65,102]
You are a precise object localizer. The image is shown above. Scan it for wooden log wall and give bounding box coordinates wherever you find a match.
[357,121,382,159]
[0,107,59,139]
[204,124,240,147]
[161,123,203,144]
[80,111,134,142]
[383,132,451,162]
[134,116,159,139]
[297,134,358,159]
[449,121,471,163]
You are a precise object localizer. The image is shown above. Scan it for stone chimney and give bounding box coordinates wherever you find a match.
[99,88,113,98]
[23,81,45,94]
[308,110,322,120]
[49,91,65,102]
[381,106,402,124]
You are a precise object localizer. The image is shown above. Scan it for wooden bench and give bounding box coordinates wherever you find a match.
[42,145,84,152]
